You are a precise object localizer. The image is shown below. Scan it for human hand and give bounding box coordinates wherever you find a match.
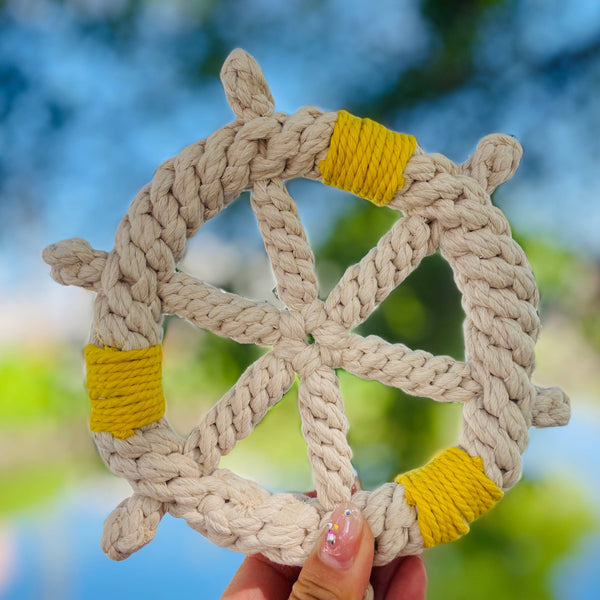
[221,502,426,600]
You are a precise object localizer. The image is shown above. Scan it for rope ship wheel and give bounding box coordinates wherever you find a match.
[43,49,570,574]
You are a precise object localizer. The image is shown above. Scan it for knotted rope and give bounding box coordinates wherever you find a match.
[42,49,570,579]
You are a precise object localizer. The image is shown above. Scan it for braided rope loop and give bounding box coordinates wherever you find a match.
[42,49,570,570]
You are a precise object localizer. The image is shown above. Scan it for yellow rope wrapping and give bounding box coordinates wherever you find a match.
[84,344,165,439]
[319,110,417,206]
[395,447,504,548]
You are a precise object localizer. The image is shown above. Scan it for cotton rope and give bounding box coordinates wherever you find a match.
[395,447,504,548]
[319,110,417,206]
[84,344,165,439]
[42,49,571,585]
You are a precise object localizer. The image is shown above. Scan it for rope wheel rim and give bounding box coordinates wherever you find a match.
[42,49,570,566]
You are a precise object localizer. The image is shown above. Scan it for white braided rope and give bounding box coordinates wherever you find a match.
[42,49,570,569]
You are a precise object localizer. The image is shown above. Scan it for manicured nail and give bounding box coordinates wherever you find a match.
[319,504,363,569]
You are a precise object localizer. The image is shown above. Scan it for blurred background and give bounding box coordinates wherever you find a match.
[1,0,599,598]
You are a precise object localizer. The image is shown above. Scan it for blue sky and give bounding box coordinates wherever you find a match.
[2,0,600,286]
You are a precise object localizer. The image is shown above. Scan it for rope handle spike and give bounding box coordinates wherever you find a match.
[42,49,570,576]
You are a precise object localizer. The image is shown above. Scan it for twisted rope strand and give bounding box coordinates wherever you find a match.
[325,214,436,330]
[185,351,295,474]
[85,345,165,438]
[251,179,319,310]
[160,272,281,346]
[320,110,417,206]
[395,447,503,547]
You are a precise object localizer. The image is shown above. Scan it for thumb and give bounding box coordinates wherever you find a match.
[290,503,374,600]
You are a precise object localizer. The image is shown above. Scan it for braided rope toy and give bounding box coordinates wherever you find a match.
[43,50,570,569]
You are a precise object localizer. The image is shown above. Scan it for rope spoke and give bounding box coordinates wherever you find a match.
[341,334,481,403]
[184,351,295,474]
[297,366,355,509]
[325,214,436,330]
[251,179,319,310]
[160,271,281,346]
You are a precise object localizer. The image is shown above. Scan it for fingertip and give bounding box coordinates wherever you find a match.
[386,555,427,600]
[221,554,295,600]
[290,504,374,600]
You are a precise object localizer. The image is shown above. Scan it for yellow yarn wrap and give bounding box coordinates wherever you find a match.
[395,447,504,548]
[84,344,165,439]
[319,110,417,206]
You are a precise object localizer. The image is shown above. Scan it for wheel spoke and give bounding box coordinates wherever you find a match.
[325,215,435,330]
[297,365,355,510]
[251,179,318,310]
[159,271,281,346]
[341,333,480,403]
[184,351,295,474]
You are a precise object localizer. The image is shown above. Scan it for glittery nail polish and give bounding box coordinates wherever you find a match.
[319,504,363,569]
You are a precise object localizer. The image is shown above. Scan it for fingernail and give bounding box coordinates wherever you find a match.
[319,504,363,569]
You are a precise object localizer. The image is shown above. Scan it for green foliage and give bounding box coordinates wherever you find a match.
[0,462,71,515]
[519,236,600,351]
[340,371,462,489]
[163,321,263,401]
[220,376,315,492]
[0,348,87,424]
[519,237,591,304]
[426,477,597,600]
